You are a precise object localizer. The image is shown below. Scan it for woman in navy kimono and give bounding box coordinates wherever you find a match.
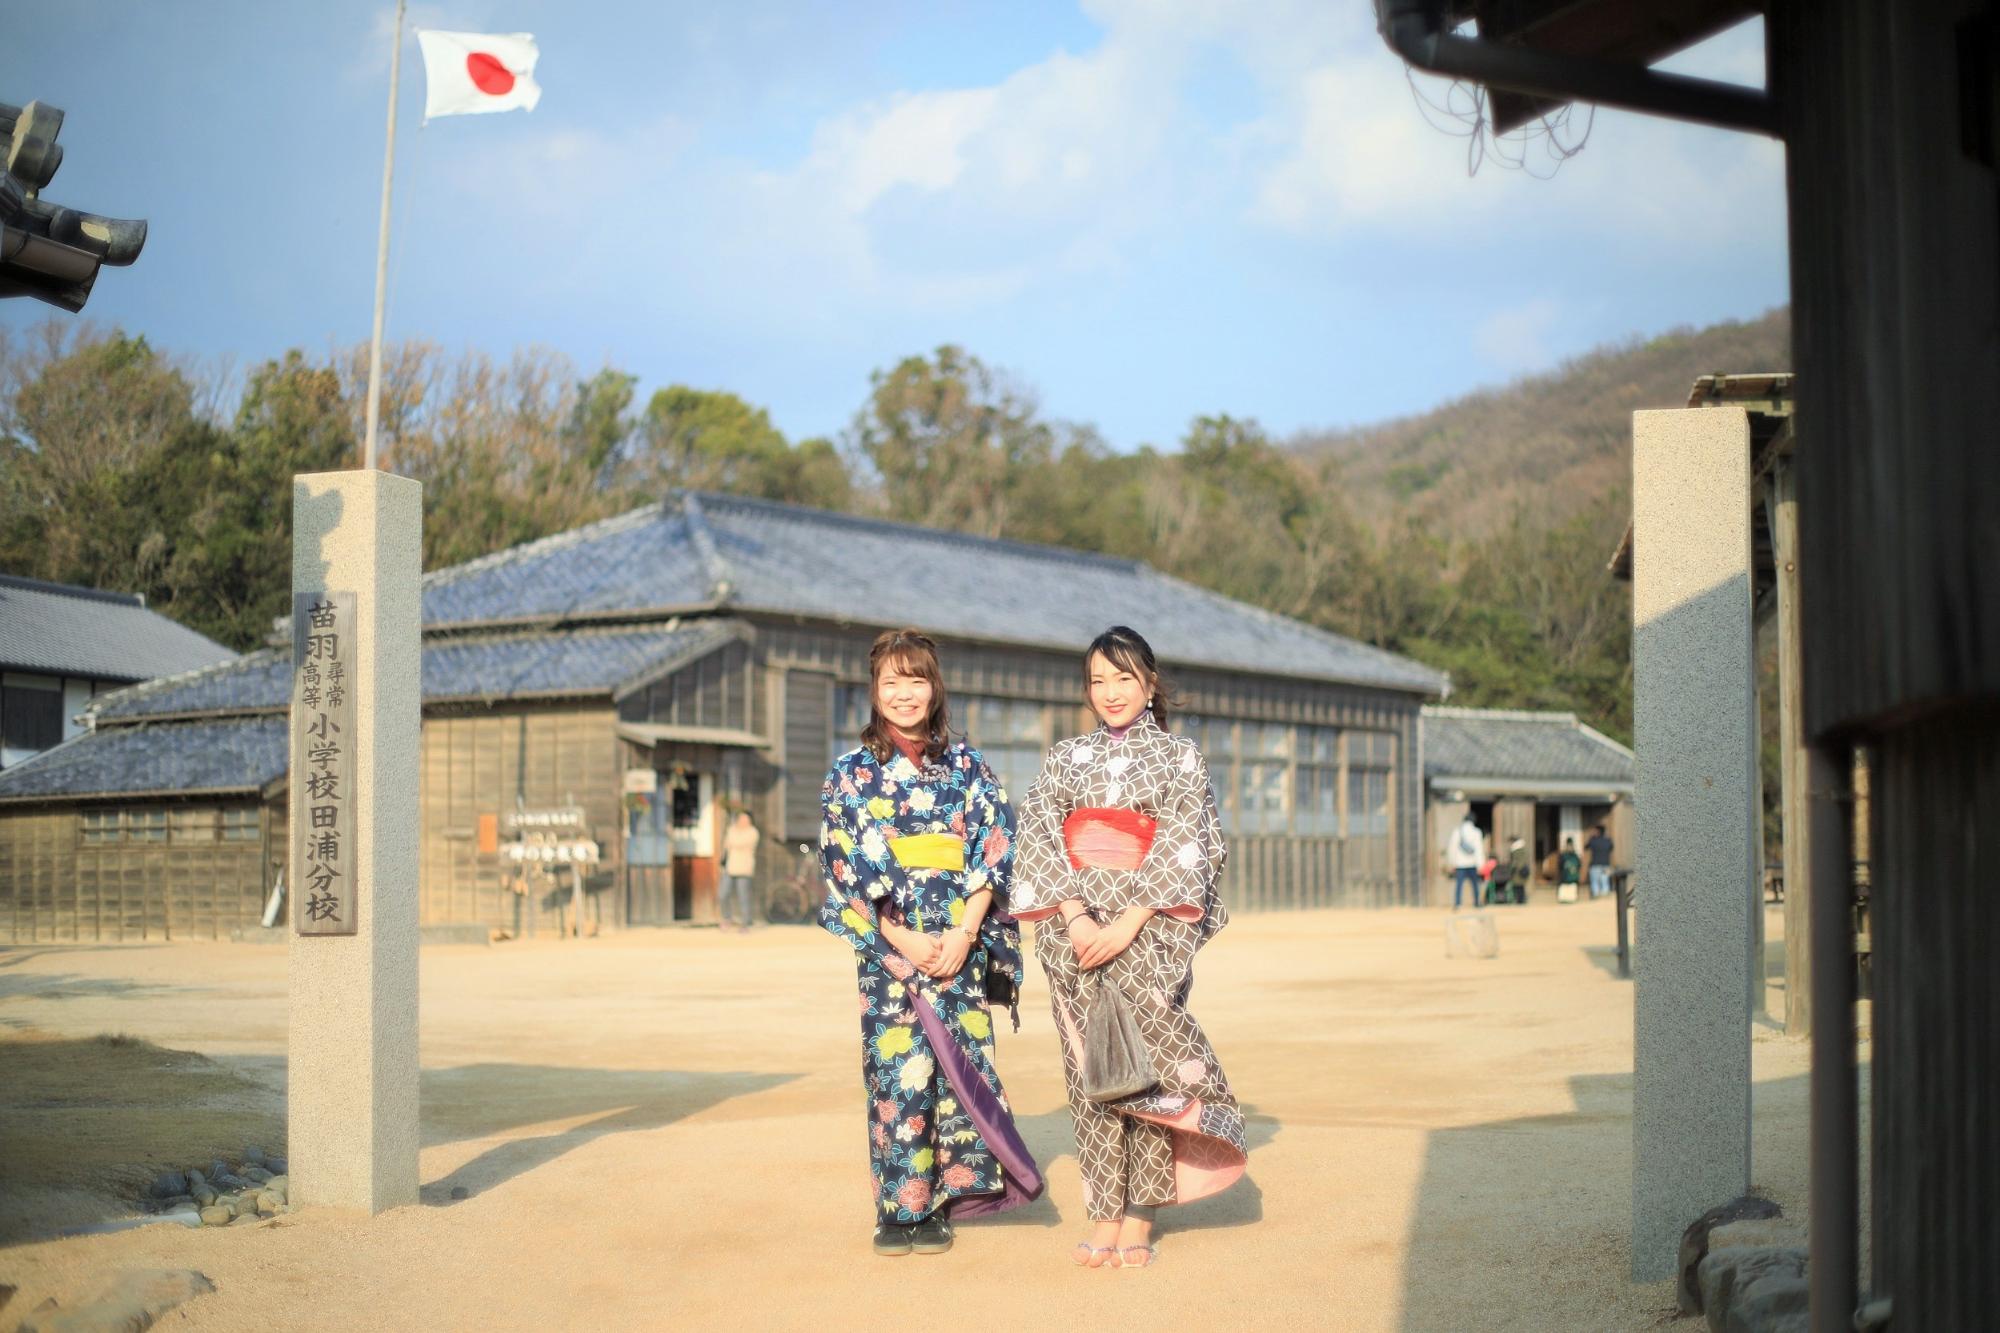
[818,628,1043,1257]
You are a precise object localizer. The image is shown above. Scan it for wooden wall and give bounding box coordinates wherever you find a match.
[418,704,624,937]
[0,802,273,943]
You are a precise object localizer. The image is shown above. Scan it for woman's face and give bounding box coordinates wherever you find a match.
[1087,651,1149,729]
[875,661,934,738]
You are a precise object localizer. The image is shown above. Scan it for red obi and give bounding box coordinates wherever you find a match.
[1062,807,1158,871]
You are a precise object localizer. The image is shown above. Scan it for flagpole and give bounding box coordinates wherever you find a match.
[362,0,406,472]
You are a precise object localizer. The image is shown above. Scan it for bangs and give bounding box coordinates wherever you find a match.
[876,648,939,683]
[1089,641,1149,680]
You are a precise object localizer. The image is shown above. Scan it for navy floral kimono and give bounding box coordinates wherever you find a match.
[818,741,1044,1223]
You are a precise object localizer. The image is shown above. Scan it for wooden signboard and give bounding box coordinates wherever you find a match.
[293,591,358,936]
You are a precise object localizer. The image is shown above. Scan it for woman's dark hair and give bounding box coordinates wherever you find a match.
[1083,625,1175,731]
[860,628,952,764]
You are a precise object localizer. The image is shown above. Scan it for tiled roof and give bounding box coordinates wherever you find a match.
[418,493,1448,694]
[1422,707,1635,786]
[0,574,236,681]
[91,622,741,721]
[0,716,286,801]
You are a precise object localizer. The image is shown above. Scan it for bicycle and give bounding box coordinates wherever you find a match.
[760,842,824,925]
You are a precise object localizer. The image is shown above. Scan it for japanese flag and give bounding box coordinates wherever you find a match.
[415,30,542,120]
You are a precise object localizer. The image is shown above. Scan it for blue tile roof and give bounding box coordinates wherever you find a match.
[0,716,287,801]
[418,493,1448,694]
[1422,707,1635,786]
[0,574,236,681]
[92,622,740,721]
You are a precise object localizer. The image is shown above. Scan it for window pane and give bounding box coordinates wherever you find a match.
[1,681,63,754]
[221,808,260,842]
[80,809,119,844]
[130,808,167,842]
[170,808,217,843]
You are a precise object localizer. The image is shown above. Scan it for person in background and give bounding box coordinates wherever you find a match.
[1483,846,1508,906]
[720,809,761,931]
[1585,823,1615,900]
[1506,837,1532,905]
[1557,837,1583,904]
[1446,813,1485,910]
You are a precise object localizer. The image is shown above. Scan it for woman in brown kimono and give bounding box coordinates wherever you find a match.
[1013,626,1248,1269]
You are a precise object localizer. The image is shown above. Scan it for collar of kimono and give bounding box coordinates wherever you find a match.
[890,730,930,769]
[1100,707,1160,743]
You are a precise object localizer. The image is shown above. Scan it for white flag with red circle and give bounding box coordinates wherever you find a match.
[415,30,542,120]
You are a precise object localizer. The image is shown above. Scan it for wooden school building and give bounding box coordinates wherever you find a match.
[0,492,1448,942]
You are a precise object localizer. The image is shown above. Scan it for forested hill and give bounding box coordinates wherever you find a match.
[1296,307,1791,538]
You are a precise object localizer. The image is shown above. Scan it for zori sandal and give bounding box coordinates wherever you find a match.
[1115,1243,1158,1269]
[1070,1240,1115,1267]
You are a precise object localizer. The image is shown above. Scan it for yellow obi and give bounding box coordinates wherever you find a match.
[890,833,966,871]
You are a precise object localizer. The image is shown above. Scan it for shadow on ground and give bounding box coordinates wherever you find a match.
[1396,1071,1811,1332]
[418,1065,801,1205]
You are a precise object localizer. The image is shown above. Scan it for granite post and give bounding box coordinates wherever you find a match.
[1629,407,1757,1279]
[288,470,422,1213]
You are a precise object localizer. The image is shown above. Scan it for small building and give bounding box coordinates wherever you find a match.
[0,492,1449,942]
[0,574,235,770]
[1421,706,1634,903]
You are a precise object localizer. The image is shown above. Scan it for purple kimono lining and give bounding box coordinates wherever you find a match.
[910,992,1044,1219]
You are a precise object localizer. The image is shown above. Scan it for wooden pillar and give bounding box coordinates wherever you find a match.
[1767,459,1812,1037]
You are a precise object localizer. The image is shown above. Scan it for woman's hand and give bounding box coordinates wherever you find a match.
[1075,911,1146,970]
[1066,913,1104,965]
[885,921,941,971]
[925,927,973,981]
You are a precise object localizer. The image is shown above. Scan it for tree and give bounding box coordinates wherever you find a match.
[849,346,1056,537]
[623,385,849,507]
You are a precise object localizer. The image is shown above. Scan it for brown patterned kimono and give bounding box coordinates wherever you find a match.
[1014,710,1248,1222]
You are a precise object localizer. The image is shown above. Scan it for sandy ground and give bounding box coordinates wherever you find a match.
[0,903,1814,1332]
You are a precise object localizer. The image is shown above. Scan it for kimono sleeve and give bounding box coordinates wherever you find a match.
[1008,759,1080,923]
[815,769,906,965]
[1132,739,1225,924]
[960,749,1016,909]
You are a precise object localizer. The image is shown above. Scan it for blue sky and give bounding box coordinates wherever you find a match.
[3,1,1786,451]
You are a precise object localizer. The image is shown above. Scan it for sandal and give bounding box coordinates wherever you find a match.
[1115,1244,1158,1269]
[1070,1241,1115,1267]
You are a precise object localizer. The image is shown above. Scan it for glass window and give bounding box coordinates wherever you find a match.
[1182,716,1236,833]
[1344,732,1396,879]
[221,808,260,842]
[831,684,872,766]
[1294,725,1341,837]
[170,808,218,843]
[128,808,168,843]
[959,695,1048,802]
[80,809,121,844]
[1,679,63,755]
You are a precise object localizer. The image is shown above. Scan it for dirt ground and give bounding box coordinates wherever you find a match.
[0,903,1813,1332]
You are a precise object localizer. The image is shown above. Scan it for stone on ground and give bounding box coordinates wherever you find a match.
[15,1268,214,1333]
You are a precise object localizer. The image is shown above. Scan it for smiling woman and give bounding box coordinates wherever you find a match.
[816,628,1044,1258]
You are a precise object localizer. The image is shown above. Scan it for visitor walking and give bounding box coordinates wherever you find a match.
[1557,837,1583,904]
[1446,814,1485,910]
[1585,823,1615,899]
[1013,626,1248,1270]
[1506,836,1532,905]
[720,810,760,930]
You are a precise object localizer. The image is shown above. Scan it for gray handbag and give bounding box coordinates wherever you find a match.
[1081,969,1156,1103]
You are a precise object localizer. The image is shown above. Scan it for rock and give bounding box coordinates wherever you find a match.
[186,1168,206,1188]
[0,1283,13,1314]
[1677,1195,1783,1315]
[192,1186,218,1207]
[211,1173,250,1192]
[264,1156,287,1175]
[201,1206,234,1227]
[449,1185,469,1201]
[228,1214,260,1227]
[264,1174,287,1194]
[1724,1275,1809,1333]
[209,1159,230,1180]
[156,1194,194,1212]
[1708,1217,1808,1253]
[156,1208,203,1230]
[256,1191,282,1216]
[1698,1246,1808,1333]
[241,1165,273,1184]
[148,1170,188,1199]
[243,1145,267,1166]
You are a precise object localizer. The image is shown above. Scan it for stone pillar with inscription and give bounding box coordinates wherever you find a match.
[289,470,422,1213]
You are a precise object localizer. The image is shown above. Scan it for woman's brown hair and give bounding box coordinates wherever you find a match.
[1084,625,1174,731]
[861,628,952,764]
